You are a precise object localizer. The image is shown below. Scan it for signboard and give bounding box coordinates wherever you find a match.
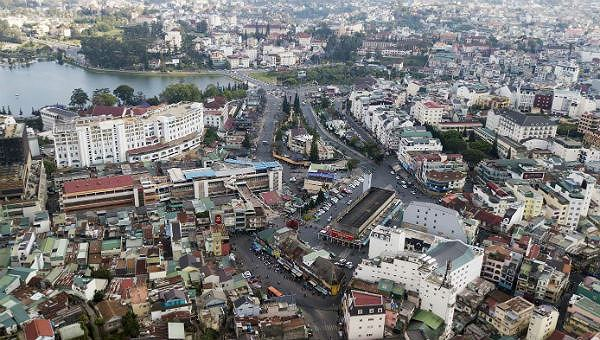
[215,214,223,225]
[522,172,544,180]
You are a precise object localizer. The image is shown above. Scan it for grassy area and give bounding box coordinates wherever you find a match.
[249,71,278,84]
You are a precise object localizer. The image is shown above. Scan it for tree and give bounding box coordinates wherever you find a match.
[346,158,359,171]
[70,88,89,109]
[113,85,135,105]
[242,133,251,148]
[92,88,118,106]
[160,83,202,103]
[204,127,220,145]
[43,158,56,175]
[282,96,290,114]
[463,148,487,165]
[146,96,160,106]
[506,147,512,160]
[91,267,113,281]
[121,310,140,338]
[293,93,302,115]
[309,135,319,162]
[93,290,105,303]
[196,20,208,34]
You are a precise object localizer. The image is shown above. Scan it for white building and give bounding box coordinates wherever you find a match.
[526,305,559,340]
[552,89,581,116]
[411,100,445,125]
[40,106,77,131]
[402,201,471,243]
[485,109,558,142]
[53,102,204,167]
[554,63,579,85]
[165,30,182,49]
[342,290,385,340]
[368,225,447,259]
[355,240,484,337]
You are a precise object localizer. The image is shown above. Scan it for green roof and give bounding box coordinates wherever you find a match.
[9,304,29,324]
[412,309,444,330]
[573,295,600,317]
[377,279,394,294]
[0,275,19,293]
[101,238,122,251]
[41,237,56,254]
[7,267,36,282]
[0,249,10,268]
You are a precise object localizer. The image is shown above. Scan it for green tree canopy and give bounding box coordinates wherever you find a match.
[92,88,118,106]
[160,83,202,103]
[69,88,89,109]
[309,135,319,162]
[121,310,140,338]
[113,85,135,105]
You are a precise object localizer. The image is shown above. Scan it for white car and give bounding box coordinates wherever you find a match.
[390,171,395,174]
[242,271,252,279]
[346,262,354,269]
[331,197,339,204]
[357,177,364,183]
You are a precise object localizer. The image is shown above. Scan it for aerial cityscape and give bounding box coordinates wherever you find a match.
[1,0,600,339]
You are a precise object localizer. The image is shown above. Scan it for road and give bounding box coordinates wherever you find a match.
[232,234,341,339]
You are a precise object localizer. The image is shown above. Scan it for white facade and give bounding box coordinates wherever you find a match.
[552,89,581,115]
[402,201,469,243]
[355,240,483,337]
[485,109,557,142]
[343,291,385,340]
[411,100,445,125]
[526,305,558,340]
[53,102,204,167]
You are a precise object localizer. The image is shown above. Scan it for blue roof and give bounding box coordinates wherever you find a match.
[224,158,281,171]
[184,168,216,180]
[9,304,29,324]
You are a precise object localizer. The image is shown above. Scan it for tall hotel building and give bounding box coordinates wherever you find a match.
[53,102,204,167]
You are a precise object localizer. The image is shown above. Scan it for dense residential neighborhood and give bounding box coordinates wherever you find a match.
[1,0,600,339]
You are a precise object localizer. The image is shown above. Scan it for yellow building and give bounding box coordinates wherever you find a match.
[508,183,544,220]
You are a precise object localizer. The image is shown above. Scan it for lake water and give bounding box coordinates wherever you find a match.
[0,61,234,113]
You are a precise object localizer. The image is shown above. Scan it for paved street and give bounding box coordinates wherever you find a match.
[234,74,438,340]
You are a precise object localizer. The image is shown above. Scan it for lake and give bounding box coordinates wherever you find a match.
[0,61,234,114]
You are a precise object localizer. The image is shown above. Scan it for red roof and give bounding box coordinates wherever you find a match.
[261,191,282,206]
[89,105,127,117]
[63,175,134,195]
[351,290,383,307]
[204,96,227,109]
[297,32,311,38]
[424,101,444,109]
[24,319,54,340]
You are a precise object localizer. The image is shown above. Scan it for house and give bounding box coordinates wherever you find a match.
[343,290,385,340]
[23,319,54,340]
[233,295,261,317]
[96,300,128,333]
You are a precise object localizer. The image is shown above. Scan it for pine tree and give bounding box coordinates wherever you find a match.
[309,135,319,162]
[506,148,512,159]
[293,93,301,115]
[282,96,290,114]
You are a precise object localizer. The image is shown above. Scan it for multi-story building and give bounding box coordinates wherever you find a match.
[532,171,595,229]
[0,118,27,165]
[39,106,77,131]
[552,89,581,116]
[355,240,484,337]
[402,201,473,243]
[507,183,544,220]
[53,102,204,168]
[342,290,385,340]
[485,109,558,142]
[481,244,523,292]
[476,159,545,184]
[410,100,445,125]
[61,175,135,212]
[578,111,600,134]
[491,296,534,336]
[526,305,558,340]
[367,224,447,259]
[564,294,600,337]
[516,258,569,304]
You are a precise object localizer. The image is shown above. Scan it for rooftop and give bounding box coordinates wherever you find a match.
[63,175,133,195]
[351,290,384,307]
[334,187,395,235]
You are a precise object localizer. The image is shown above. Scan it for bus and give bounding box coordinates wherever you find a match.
[267,286,283,298]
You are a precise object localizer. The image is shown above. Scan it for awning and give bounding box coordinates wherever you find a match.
[292,268,303,277]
